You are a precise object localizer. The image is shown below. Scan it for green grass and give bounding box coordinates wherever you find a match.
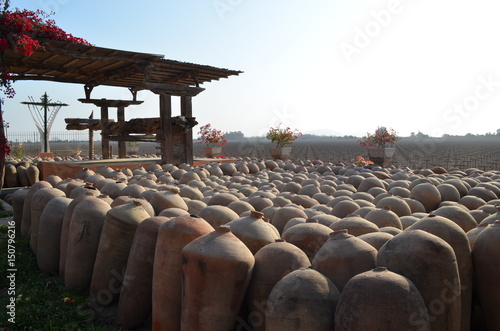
[0,224,116,330]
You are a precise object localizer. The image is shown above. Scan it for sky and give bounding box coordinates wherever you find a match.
[3,0,500,138]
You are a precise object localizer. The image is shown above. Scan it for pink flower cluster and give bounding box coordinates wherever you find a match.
[0,7,91,97]
[266,125,302,148]
[197,123,227,147]
[358,126,399,148]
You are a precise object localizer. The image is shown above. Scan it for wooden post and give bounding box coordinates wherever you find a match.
[181,95,193,164]
[89,111,94,160]
[101,105,110,159]
[160,93,172,164]
[117,106,126,158]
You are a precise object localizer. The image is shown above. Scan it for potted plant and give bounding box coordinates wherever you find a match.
[127,141,139,155]
[266,125,302,160]
[197,123,227,158]
[358,126,399,167]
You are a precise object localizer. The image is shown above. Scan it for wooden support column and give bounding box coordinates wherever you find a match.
[160,93,173,164]
[89,111,94,160]
[181,95,194,164]
[101,105,110,159]
[117,106,126,158]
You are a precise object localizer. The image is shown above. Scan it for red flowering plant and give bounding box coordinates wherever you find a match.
[0,134,10,157]
[266,125,302,148]
[0,2,91,97]
[197,123,227,148]
[358,126,399,148]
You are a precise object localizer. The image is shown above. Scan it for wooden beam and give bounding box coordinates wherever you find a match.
[146,83,205,96]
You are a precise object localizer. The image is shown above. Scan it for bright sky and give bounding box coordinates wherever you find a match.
[3,0,500,138]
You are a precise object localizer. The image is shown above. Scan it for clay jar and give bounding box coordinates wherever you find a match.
[407,214,472,331]
[282,219,333,261]
[377,229,461,331]
[90,201,151,306]
[21,181,52,237]
[271,205,308,234]
[246,239,311,331]
[364,206,403,229]
[150,187,189,214]
[10,188,29,233]
[328,214,380,237]
[472,220,500,330]
[152,215,214,331]
[119,216,170,330]
[432,205,478,233]
[312,229,377,292]
[196,205,239,227]
[357,231,394,251]
[30,187,66,255]
[58,192,96,278]
[226,211,280,254]
[335,267,431,330]
[36,197,72,275]
[265,267,339,331]
[65,197,112,290]
[181,226,254,331]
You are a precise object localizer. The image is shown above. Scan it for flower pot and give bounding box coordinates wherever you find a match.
[127,146,139,155]
[367,147,395,167]
[204,146,222,158]
[270,147,292,160]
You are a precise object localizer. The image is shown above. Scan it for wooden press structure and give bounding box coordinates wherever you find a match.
[2,40,241,165]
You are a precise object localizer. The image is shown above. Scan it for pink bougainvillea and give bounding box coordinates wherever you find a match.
[0,5,91,97]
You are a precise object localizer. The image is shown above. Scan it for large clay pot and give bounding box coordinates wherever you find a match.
[152,215,214,331]
[58,192,96,278]
[119,216,170,330]
[407,214,472,331]
[472,220,500,330]
[226,211,280,254]
[271,205,308,234]
[312,229,377,292]
[335,267,431,330]
[245,240,311,331]
[282,219,333,261]
[377,230,461,331]
[357,231,394,251]
[265,267,339,330]
[150,187,189,214]
[364,206,403,229]
[64,197,111,289]
[21,181,52,237]
[410,183,442,212]
[36,197,72,275]
[11,188,29,233]
[196,205,239,227]
[180,226,254,331]
[328,214,380,236]
[90,201,151,306]
[466,222,488,250]
[30,187,66,255]
[432,205,477,233]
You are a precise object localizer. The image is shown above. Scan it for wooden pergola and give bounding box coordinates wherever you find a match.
[2,40,242,164]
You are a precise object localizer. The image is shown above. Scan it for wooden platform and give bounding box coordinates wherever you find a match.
[40,157,238,180]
